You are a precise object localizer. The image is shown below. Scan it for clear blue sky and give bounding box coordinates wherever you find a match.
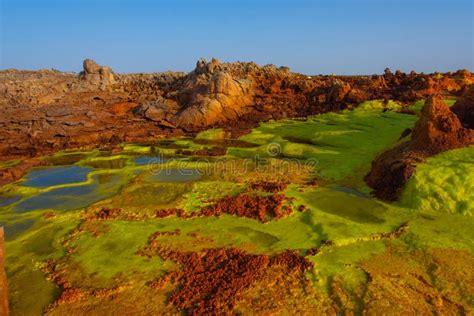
[0,0,472,74]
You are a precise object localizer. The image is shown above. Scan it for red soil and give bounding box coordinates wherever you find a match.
[198,193,289,222]
[141,246,313,315]
[154,193,292,222]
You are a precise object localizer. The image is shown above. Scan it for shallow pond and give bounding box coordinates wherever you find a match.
[14,174,122,213]
[21,165,92,188]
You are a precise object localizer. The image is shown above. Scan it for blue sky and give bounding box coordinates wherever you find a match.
[0,0,472,74]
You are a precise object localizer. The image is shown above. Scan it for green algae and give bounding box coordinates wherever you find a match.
[67,222,175,288]
[234,107,417,185]
[44,152,90,166]
[400,146,474,216]
[5,215,80,315]
[111,182,193,210]
[0,159,22,169]
[195,128,227,140]
[84,157,129,169]
[179,181,246,212]
[292,187,386,224]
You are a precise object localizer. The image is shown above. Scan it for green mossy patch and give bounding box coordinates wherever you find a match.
[400,147,474,216]
[234,107,418,185]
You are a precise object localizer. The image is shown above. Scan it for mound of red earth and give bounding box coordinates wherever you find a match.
[1,58,473,185]
[198,193,290,222]
[142,246,312,315]
[154,193,291,222]
[452,85,474,129]
[365,91,474,201]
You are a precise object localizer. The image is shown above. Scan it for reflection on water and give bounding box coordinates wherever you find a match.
[147,169,202,183]
[21,165,91,188]
[14,175,121,213]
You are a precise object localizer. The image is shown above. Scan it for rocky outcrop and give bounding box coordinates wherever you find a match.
[452,85,474,129]
[133,59,255,130]
[365,95,474,201]
[173,67,255,129]
[80,59,115,89]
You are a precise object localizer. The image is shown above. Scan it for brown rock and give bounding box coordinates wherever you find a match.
[451,85,474,129]
[83,59,101,74]
[80,59,115,89]
[327,80,351,103]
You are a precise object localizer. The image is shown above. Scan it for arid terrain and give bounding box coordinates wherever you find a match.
[0,59,473,315]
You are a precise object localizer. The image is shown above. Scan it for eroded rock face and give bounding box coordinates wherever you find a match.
[80,59,115,89]
[133,59,255,130]
[173,70,255,129]
[365,95,474,201]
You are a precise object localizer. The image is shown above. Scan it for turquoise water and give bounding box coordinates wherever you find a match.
[21,165,92,188]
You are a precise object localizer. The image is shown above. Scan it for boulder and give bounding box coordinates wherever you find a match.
[80,59,115,89]
[172,71,254,129]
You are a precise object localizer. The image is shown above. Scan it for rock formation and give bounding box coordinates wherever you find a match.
[365,94,474,201]
[80,59,115,89]
[132,58,255,130]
